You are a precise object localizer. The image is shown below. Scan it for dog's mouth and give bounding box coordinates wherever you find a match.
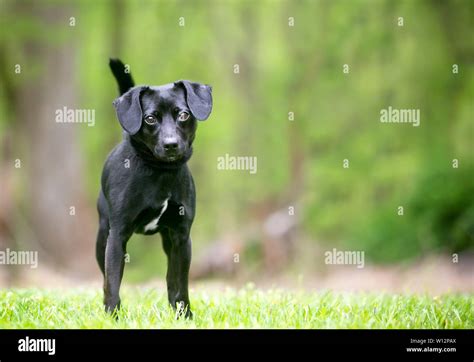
[164,154,180,162]
[146,144,193,165]
[149,145,182,163]
[155,151,184,163]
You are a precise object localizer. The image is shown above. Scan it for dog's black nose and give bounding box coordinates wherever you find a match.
[163,140,179,152]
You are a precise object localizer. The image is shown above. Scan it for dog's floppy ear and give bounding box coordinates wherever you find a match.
[176,81,212,121]
[112,86,148,135]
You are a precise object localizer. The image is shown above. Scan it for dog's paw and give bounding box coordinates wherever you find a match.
[104,299,121,319]
[174,301,193,320]
[185,309,193,320]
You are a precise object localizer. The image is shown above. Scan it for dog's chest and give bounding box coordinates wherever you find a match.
[137,198,169,234]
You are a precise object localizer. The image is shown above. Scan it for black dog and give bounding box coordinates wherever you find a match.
[96,59,212,318]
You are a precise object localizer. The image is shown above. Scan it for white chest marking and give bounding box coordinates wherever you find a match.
[144,198,169,232]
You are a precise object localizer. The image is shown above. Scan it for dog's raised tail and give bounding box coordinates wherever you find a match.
[109,58,135,95]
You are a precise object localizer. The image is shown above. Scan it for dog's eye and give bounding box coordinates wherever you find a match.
[178,111,190,122]
[144,115,157,125]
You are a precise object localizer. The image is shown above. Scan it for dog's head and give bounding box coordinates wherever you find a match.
[113,81,212,163]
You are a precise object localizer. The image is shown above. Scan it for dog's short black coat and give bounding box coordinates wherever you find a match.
[96,59,212,318]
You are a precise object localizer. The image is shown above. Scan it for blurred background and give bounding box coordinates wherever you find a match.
[0,0,473,293]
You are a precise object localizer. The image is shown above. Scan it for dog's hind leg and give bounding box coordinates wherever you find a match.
[96,216,109,276]
[96,190,109,276]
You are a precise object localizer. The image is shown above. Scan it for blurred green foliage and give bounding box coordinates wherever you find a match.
[0,0,473,279]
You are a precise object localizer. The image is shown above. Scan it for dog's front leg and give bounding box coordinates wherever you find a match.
[162,230,192,318]
[104,227,131,314]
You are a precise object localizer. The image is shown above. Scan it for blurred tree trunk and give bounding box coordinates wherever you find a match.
[13,2,96,276]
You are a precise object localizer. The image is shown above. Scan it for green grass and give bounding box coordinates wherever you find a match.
[0,286,472,329]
